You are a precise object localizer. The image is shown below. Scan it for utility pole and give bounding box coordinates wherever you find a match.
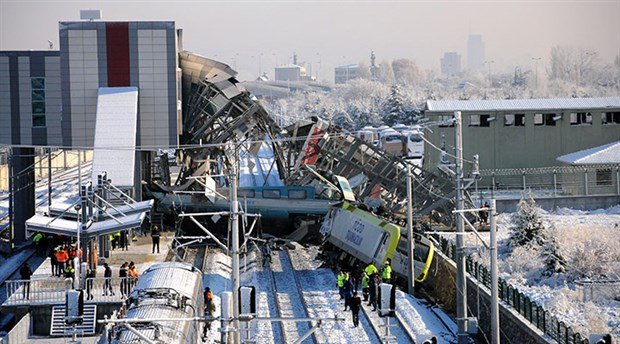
[406,165,415,294]
[230,143,241,344]
[48,147,52,207]
[8,150,14,253]
[489,199,500,344]
[454,111,468,344]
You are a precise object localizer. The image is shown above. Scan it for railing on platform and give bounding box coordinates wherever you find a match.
[4,277,137,306]
[430,234,591,344]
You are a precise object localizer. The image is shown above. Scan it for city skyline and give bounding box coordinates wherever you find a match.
[1,0,618,82]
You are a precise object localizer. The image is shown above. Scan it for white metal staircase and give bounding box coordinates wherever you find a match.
[50,304,97,336]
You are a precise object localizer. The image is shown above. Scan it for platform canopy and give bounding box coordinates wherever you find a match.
[26,212,146,240]
[48,199,154,220]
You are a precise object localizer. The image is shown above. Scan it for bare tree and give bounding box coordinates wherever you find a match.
[357,61,371,80]
[392,58,424,87]
[379,59,394,85]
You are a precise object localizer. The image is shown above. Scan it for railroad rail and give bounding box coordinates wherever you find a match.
[267,248,317,344]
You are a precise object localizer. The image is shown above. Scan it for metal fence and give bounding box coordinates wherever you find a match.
[431,234,590,344]
[575,279,620,303]
[474,165,620,199]
[4,277,137,306]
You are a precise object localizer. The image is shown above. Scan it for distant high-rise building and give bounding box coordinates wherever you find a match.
[440,52,461,76]
[467,34,485,71]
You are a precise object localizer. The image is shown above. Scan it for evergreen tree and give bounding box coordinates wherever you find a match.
[384,85,405,126]
[509,195,545,247]
[510,195,566,275]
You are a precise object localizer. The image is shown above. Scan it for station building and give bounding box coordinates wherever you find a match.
[0,18,186,244]
[423,97,620,174]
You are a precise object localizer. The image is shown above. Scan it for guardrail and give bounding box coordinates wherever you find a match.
[4,277,137,306]
[430,234,590,344]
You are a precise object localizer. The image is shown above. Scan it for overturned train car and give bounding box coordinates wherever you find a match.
[322,201,435,283]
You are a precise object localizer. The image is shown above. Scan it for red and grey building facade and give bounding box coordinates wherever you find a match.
[0,20,182,244]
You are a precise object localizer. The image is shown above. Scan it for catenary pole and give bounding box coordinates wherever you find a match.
[406,165,415,294]
[48,148,52,207]
[230,143,241,344]
[490,199,500,344]
[455,111,468,344]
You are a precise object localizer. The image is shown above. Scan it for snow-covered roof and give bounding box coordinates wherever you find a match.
[557,141,620,165]
[335,64,358,69]
[425,97,620,113]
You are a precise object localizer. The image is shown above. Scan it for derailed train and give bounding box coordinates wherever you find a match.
[108,262,204,344]
[322,201,435,283]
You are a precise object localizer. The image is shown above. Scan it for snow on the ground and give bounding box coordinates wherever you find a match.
[0,249,36,283]
[288,243,457,344]
[396,291,457,343]
[271,249,313,344]
[461,204,620,339]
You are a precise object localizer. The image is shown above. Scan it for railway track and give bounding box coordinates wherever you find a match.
[267,248,317,344]
[359,298,416,344]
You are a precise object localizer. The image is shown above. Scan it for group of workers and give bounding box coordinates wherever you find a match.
[336,259,393,327]
[50,244,82,278]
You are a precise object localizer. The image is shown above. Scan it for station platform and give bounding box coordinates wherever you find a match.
[2,232,173,308]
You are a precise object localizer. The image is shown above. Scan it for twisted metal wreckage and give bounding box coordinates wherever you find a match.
[146,52,465,234]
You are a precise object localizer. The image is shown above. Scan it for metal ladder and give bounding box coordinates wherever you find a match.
[49,304,97,336]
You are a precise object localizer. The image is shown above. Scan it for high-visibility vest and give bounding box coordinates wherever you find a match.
[55,250,68,263]
[364,264,378,276]
[382,264,392,279]
[361,273,370,288]
[337,273,346,287]
[33,233,43,244]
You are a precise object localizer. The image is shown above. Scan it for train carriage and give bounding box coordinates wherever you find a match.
[109,262,204,344]
[322,201,434,283]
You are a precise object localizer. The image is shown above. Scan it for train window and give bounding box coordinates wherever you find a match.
[288,189,307,199]
[238,189,255,198]
[262,189,281,199]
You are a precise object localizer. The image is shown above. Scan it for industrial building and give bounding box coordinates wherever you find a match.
[274,64,311,82]
[423,97,620,175]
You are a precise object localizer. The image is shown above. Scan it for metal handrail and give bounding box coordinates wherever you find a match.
[4,277,138,306]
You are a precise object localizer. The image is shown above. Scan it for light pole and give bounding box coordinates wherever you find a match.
[531,57,541,89]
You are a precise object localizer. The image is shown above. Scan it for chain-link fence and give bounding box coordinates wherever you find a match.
[431,234,590,344]
[472,165,620,200]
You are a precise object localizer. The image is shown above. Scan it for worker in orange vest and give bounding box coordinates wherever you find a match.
[54,247,69,275]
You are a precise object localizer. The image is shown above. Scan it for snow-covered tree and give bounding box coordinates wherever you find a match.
[509,196,546,247]
[509,195,566,275]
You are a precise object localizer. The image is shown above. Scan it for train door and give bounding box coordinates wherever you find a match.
[372,232,391,265]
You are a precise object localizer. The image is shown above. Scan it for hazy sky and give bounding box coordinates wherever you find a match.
[1,0,618,82]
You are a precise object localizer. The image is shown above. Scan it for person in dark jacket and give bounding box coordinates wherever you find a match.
[350,291,362,327]
[49,249,59,277]
[20,263,32,299]
[119,262,128,298]
[86,268,96,300]
[120,231,128,251]
[343,278,353,311]
[368,273,380,311]
[151,225,161,254]
[103,263,114,296]
[350,266,362,292]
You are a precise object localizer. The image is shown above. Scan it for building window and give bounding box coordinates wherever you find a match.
[570,112,592,125]
[534,113,557,126]
[469,114,491,127]
[596,169,612,186]
[31,77,46,127]
[505,114,525,126]
[602,112,620,125]
[438,115,454,127]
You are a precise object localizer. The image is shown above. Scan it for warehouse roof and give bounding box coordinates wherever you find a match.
[557,141,620,165]
[425,97,620,113]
